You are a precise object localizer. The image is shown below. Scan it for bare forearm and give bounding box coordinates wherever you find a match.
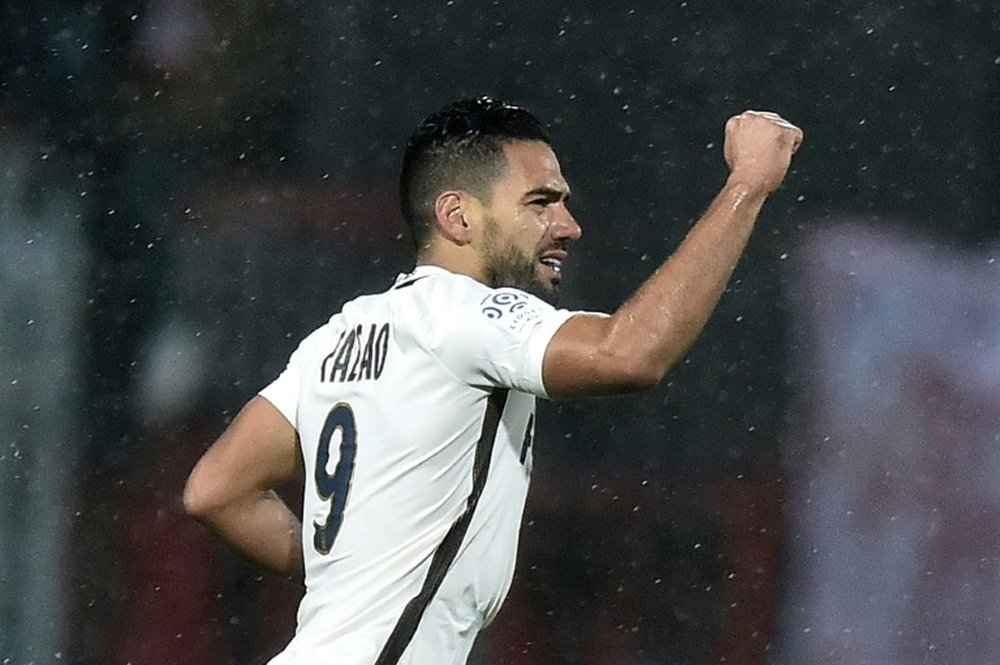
[194,490,304,581]
[543,111,801,398]
[605,179,767,378]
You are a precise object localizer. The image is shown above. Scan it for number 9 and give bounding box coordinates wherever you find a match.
[313,403,357,555]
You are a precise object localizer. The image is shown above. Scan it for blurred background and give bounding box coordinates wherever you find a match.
[1,1,997,663]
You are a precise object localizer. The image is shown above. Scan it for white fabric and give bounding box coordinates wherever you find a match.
[260,265,580,664]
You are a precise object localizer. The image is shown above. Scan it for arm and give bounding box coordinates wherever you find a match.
[543,110,803,398]
[183,396,305,581]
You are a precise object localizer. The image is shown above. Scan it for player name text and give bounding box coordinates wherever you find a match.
[321,322,390,383]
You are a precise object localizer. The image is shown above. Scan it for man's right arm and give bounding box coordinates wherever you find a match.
[183,396,305,580]
[542,110,803,399]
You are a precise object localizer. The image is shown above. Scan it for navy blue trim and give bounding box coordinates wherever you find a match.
[392,275,428,290]
[374,389,509,664]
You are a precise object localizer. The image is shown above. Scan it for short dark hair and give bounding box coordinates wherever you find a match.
[399,97,550,251]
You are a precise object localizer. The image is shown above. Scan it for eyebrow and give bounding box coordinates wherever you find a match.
[523,186,571,202]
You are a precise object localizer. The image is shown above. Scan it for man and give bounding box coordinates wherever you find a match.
[184,97,803,664]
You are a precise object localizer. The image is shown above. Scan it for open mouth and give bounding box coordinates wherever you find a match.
[539,256,563,272]
[538,251,566,284]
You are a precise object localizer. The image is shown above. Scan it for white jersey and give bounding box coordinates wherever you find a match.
[260,265,580,665]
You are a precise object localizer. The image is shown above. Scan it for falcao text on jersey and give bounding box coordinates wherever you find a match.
[320,323,390,383]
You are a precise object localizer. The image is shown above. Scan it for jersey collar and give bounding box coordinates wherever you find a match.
[392,264,455,289]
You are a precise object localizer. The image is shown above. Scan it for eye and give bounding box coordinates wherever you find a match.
[528,198,550,208]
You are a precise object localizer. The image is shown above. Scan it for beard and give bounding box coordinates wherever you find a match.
[481,217,560,305]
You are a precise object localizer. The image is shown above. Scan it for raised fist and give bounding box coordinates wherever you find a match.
[723,110,803,194]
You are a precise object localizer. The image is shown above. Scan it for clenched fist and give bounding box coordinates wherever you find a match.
[724,110,803,195]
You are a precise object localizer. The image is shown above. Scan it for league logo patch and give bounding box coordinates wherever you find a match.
[480,289,547,333]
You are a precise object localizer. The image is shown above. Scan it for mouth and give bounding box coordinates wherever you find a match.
[538,250,566,283]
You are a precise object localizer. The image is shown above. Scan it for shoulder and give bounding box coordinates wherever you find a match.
[403,269,557,335]
[404,267,492,303]
[284,312,347,362]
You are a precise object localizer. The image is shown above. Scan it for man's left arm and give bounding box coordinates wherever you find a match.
[184,396,305,581]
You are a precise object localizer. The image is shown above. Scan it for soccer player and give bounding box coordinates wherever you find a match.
[183,97,802,664]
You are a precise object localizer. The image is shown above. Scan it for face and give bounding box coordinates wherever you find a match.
[475,141,581,304]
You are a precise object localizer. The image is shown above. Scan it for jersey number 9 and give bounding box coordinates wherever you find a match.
[313,403,358,555]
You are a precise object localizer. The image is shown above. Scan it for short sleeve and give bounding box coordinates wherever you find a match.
[428,286,581,397]
[258,340,306,429]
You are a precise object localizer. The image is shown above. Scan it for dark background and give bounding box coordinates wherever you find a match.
[1,1,996,663]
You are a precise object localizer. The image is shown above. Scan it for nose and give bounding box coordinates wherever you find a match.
[552,204,582,242]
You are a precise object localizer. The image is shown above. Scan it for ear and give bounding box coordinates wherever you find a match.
[433,191,473,245]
